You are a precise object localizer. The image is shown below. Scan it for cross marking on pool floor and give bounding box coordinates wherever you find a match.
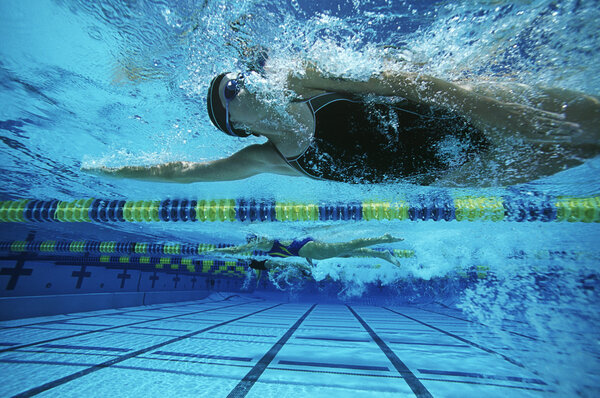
[149,271,159,288]
[117,269,131,288]
[71,265,91,289]
[0,231,35,290]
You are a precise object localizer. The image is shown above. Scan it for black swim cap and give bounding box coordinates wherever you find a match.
[248,259,268,271]
[206,73,250,137]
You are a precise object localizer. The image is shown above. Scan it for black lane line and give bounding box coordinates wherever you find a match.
[129,326,192,332]
[417,377,549,392]
[295,336,370,342]
[416,307,539,341]
[226,304,317,398]
[208,331,278,338]
[0,300,255,353]
[38,344,130,353]
[151,351,253,362]
[383,307,527,370]
[59,322,111,327]
[0,298,213,330]
[0,300,261,354]
[417,368,546,385]
[192,336,354,349]
[0,357,549,392]
[278,359,389,372]
[12,303,283,398]
[388,341,469,348]
[347,305,433,398]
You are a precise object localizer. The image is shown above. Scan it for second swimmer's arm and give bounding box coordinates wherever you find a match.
[207,239,273,255]
[83,143,298,183]
[207,244,256,255]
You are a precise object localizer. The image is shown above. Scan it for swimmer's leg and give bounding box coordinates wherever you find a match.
[340,248,401,267]
[299,234,403,260]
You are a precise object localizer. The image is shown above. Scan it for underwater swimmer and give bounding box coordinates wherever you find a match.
[207,234,403,267]
[246,258,313,288]
[87,64,600,186]
[248,258,312,277]
[247,255,400,287]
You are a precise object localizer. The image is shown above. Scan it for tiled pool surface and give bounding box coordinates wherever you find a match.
[0,294,549,397]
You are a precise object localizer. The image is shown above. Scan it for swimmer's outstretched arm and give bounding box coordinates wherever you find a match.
[82,142,300,182]
[205,239,274,255]
[289,66,585,143]
[206,243,257,255]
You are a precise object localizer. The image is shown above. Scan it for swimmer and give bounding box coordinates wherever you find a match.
[247,258,312,278]
[246,255,397,286]
[87,62,600,186]
[207,234,403,267]
[246,258,313,288]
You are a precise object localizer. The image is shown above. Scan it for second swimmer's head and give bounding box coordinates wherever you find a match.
[206,72,250,137]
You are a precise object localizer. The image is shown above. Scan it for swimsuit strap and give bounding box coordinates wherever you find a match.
[306,92,358,114]
[273,93,360,179]
[272,93,358,179]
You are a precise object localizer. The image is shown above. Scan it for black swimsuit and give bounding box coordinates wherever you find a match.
[279,93,489,184]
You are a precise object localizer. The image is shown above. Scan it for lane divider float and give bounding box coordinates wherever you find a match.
[0,195,598,223]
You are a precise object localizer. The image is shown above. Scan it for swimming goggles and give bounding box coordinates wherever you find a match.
[224,73,245,136]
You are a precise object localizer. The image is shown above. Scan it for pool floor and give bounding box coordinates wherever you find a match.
[0,294,549,397]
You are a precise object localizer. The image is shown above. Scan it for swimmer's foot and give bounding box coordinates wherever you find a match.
[382,251,402,267]
[381,233,404,243]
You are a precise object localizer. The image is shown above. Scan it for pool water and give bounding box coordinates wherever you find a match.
[0,0,599,397]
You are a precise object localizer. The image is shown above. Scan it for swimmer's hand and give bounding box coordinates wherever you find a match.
[81,165,122,178]
[80,166,110,176]
[81,162,232,183]
[202,243,263,255]
[81,162,213,183]
[81,164,166,179]
[479,100,585,144]
[201,246,237,254]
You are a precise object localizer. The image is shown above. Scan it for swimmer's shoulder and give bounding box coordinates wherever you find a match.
[249,142,306,177]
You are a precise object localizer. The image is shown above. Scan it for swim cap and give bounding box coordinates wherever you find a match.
[206,73,250,137]
[248,259,268,271]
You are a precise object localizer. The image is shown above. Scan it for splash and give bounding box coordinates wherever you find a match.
[459,262,600,396]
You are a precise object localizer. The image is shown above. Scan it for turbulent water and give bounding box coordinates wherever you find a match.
[1,0,599,198]
[1,1,599,395]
